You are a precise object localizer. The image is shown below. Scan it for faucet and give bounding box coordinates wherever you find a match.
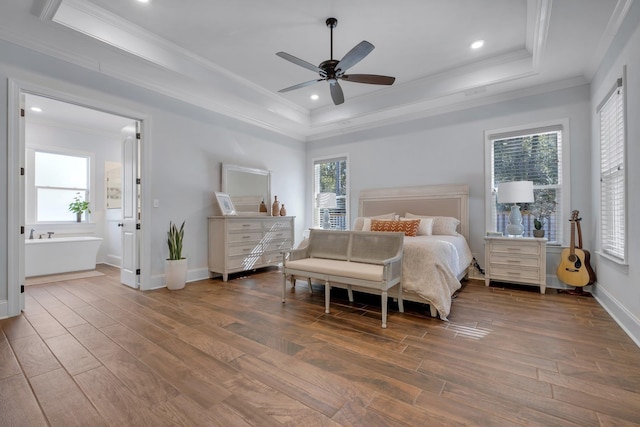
[47,232,54,239]
[29,228,35,240]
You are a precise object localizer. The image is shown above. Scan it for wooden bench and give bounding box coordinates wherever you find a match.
[282,230,404,328]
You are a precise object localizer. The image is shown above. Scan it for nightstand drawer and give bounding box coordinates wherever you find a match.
[490,242,540,256]
[490,266,540,282]
[489,256,540,268]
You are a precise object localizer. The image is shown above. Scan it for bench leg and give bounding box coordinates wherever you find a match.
[381,290,388,329]
[347,285,354,303]
[282,272,287,303]
[324,280,331,314]
[307,278,313,294]
[397,282,404,313]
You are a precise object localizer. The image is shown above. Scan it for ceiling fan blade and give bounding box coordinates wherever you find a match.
[278,79,323,93]
[276,52,325,76]
[341,74,396,85]
[335,41,374,75]
[329,81,344,105]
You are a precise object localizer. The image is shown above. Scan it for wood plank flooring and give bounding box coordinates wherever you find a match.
[1,265,639,426]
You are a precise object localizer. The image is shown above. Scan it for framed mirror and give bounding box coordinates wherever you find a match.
[221,164,271,215]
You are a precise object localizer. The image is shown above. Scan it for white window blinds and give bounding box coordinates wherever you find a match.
[598,77,626,262]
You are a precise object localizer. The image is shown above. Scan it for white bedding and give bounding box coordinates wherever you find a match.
[401,235,472,320]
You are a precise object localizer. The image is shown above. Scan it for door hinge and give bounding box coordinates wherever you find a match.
[21,285,25,293]
[136,178,141,185]
[136,269,141,275]
[20,167,24,176]
[20,108,25,117]
[136,223,141,230]
[136,132,141,140]
[20,226,24,234]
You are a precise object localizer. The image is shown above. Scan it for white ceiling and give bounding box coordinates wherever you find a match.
[0,0,633,140]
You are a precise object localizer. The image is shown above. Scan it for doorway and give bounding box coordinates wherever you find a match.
[7,79,151,317]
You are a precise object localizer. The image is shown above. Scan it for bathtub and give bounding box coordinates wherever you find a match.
[25,236,103,277]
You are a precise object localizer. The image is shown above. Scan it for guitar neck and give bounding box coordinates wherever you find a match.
[570,220,575,255]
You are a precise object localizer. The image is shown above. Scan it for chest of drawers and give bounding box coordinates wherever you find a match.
[208,216,294,281]
[484,236,547,293]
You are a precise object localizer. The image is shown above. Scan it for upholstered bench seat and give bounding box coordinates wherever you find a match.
[282,230,404,328]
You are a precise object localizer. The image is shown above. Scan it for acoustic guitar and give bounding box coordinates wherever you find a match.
[556,210,596,289]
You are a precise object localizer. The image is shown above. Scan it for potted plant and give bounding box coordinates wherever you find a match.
[68,192,91,222]
[532,191,556,238]
[165,220,187,290]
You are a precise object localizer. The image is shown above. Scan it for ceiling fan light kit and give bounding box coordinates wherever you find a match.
[276,17,396,105]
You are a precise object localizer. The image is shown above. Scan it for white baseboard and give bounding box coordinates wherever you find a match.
[146,267,211,290]
[593,286,640,348]
[0,300,8,319]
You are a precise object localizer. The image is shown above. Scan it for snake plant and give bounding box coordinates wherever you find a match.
[167,220,185,260]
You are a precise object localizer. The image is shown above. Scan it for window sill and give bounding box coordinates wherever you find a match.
[596,251,628,267]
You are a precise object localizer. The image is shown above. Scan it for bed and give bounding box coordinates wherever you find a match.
[356,184,472,320]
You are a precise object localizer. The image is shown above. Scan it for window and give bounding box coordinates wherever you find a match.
[485,122,568,244]
[598,77,626,262]
[313,156,348,230]
[28,149,92,223]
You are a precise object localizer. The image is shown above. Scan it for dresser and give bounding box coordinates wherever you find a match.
[484,236,547,293]
[208,216,295,281]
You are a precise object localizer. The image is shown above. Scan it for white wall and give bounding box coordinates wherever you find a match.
[590,0,640,345]
[306,84,592,276]
[0,39,306,312]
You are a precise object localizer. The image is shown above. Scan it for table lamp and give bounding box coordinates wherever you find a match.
[497,181,534,236]
[317,192,337,229]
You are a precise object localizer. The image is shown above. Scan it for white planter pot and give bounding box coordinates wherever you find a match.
[165,258,187,290]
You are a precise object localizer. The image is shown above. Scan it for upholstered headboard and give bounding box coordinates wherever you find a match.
[358,184,469,241]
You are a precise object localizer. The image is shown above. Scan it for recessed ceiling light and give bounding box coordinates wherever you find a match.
[30,107,43,113]
[310,94,319,101]
[137,0,150,3]
[471,40,485,49]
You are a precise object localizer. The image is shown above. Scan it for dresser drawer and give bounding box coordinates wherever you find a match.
[228,253,262,270]
[490,241,539,256]
[228,220,262,231]
[228,231,262,244]
[264,239,292,253]
[228,244,263,257]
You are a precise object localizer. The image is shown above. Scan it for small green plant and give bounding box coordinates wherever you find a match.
[167,221,185,260]
[68,192,91,215]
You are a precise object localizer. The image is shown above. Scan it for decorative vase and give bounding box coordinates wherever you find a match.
[271,196,280,216]
[259,200,268,213]
[506,205,524,236]
[279,204,287,216]
[76,212,82,222]
[165,258,187,290]
[533,229,545,238]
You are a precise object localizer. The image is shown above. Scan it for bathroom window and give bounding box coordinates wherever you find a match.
[28,149,92,223]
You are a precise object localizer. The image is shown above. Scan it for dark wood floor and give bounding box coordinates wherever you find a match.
[1,265,639,426]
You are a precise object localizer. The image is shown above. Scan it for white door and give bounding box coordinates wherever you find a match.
[120,123,140,288]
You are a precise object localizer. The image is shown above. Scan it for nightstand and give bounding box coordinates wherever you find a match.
[484,236,547,293]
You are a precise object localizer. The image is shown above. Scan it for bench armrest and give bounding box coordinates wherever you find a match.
[381,253,403,282]
[282,246,310,264]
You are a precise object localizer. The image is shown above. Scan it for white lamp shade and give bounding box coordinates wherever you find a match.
[497,181,534,204]
[316,192,337,208]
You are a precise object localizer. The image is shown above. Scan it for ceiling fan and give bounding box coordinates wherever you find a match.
[276,17,396,105]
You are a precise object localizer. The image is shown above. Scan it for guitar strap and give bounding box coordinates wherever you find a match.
[576,218,583,249]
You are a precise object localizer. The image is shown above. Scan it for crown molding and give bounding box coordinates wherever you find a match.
[19,0,564,142]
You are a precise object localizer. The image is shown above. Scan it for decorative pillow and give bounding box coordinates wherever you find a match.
[405,213,460,235]
[401,216,433,236]
[370,219,421,237]
[353,213,396,231]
